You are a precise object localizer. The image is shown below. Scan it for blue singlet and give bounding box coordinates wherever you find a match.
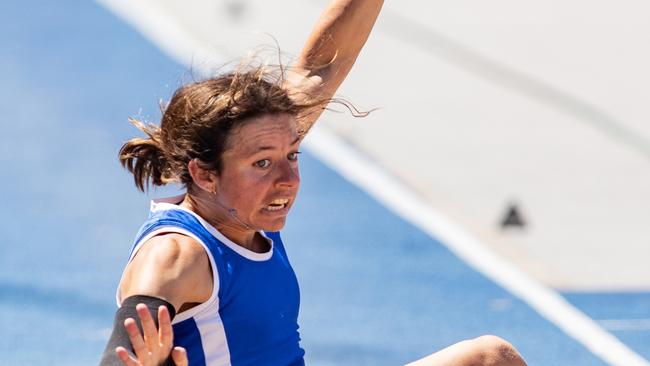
[117,196,305,366]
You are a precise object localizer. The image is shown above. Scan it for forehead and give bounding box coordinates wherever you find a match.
[227,114,299,153]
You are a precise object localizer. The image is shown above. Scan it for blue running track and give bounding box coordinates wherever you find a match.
[0,1,647,365]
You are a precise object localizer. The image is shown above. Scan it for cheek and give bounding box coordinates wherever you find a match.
[225,171,271,204]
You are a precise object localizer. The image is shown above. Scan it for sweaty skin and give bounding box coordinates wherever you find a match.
[182,114,302,252]
[108,1,524,366]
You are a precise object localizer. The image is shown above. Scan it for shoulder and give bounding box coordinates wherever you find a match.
[119,232,213,310]
[138,232,208,270]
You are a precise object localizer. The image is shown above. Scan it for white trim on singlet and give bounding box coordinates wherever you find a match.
[117,223,232,366]
[151,196,274,262]
[116,195,273,316]
[196,308,232,366]
[115,225,220,319]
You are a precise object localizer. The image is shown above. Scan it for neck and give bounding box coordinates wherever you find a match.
[180,191,266,253]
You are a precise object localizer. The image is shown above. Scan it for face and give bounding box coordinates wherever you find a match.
[212,113,301,233]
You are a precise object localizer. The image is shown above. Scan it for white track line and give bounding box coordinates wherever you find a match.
[96,0,216,68]
[96,1,650,365]
[305,125,649,366]
[599,319,650,332]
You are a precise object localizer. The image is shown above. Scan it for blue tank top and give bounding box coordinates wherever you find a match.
[118,197,305,366]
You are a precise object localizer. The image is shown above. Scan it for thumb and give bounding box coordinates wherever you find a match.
[171,347,188,366]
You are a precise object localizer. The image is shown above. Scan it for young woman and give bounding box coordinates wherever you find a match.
[100,1,527,365]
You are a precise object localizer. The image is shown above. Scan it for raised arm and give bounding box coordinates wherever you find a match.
[288,0,384,130]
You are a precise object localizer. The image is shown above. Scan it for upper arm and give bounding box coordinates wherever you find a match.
[118,233,213,312]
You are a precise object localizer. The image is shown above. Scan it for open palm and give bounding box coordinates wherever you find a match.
[115,304,188,366]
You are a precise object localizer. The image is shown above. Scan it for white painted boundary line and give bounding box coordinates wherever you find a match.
[599,319,650,331]
[96,0,218,69]
[95,1,649,365]
[305,124,649,366]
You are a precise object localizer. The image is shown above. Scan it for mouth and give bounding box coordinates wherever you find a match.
[264,198,291,212]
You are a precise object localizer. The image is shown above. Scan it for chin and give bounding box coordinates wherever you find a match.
[261,218,287,232]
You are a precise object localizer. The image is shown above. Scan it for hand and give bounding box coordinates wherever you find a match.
[115,303,188,366]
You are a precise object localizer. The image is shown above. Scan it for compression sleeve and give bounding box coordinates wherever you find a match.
[98,295,177,366]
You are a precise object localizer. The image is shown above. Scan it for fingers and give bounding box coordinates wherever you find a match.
[137,303,159,352]
[117,303,177,366]
[115,346,140,366]
[171,347,188,366]
[124,317,149,362]
[158,305,174,348]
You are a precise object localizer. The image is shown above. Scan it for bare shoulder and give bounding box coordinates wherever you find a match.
[136,232,209,269]
[120,232,213,310]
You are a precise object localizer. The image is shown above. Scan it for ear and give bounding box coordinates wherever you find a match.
[188,159,218,193]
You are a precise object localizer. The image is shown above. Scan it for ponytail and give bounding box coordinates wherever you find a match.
[118,118,168,192]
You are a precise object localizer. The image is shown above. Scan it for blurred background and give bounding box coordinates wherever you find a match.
[1,0,648,365]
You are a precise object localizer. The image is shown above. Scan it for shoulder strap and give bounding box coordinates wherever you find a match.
[117,208,225,308]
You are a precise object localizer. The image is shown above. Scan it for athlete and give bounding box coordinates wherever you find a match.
[100,1,527,365]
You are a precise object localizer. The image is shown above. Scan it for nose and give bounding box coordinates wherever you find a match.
[276,160,300,188]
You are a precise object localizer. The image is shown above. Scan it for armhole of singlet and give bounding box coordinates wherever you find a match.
[115,226,221,323]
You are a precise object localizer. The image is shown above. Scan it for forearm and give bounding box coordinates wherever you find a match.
[99,296,176,366]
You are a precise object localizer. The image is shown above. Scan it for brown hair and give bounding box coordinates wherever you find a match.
[119,63,330,192]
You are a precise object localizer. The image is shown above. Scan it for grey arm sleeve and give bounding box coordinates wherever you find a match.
[98,295,177,366]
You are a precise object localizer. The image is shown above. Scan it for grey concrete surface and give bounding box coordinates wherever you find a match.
[100,0,650,290]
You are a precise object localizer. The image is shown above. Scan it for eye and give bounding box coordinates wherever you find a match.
[254,159,271,168]
[288,151,301,161]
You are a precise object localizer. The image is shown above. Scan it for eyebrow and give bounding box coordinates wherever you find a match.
[252,136,301,153]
